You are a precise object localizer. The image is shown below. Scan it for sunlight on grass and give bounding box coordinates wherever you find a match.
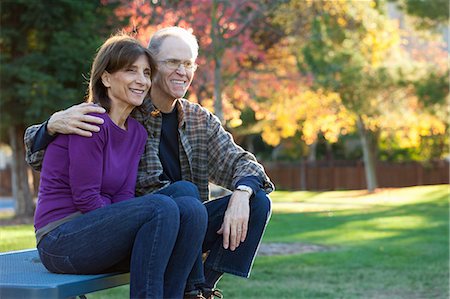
[369,215,429,230]
[271,185,449,213]
[297,215,429,244]
[0,225,36,252]
[272,201,378,213]
[269,190,320,202]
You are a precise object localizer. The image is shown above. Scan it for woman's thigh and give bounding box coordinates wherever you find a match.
[38,194,179,274]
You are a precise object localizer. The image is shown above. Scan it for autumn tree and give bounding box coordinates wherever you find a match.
[269,0,448,191]
[114,0,285,124]
[0,0,121,217]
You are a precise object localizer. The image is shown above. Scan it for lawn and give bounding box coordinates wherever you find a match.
[1,185,448,298]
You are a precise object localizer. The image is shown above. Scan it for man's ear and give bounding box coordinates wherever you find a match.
[101,71,111,88]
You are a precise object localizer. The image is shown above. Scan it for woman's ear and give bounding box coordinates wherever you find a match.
[101,71,111,88]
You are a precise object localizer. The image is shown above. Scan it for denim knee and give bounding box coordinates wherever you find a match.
[177,196,208,225]
[137,194,180,222]
[251,191,272,221]
[170,181,200,199]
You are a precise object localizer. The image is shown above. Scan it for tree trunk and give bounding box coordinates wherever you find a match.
[300,158,307,191]
[211,0,224,123]
[356,116,378,192]
[213,56,224,123]
[245,135,255,153]
[8,125,34,217]
[307,140,318,162]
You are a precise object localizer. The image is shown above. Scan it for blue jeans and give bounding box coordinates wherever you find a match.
[38,186,207,299]
[183,189,272,283]
[154,181,206,286]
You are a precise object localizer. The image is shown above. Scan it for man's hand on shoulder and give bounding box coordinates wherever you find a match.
[47,103,106,137]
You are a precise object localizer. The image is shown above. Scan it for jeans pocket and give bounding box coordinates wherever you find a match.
[38,247,77,274]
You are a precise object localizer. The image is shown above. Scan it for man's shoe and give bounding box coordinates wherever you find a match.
[201,287,223,299]
[184,289,205,299]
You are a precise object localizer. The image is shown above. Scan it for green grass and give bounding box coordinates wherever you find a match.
[0,225,36,252]
[1,185,448,298]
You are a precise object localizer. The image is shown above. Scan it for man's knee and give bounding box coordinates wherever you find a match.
[251,190,272,221]
[177,196,208,222]
[170,180,200,199]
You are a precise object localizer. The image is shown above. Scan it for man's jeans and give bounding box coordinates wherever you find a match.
[37,185,207,299]
[185,189,272,284]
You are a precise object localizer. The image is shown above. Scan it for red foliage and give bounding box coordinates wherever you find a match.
[109,0,284,118]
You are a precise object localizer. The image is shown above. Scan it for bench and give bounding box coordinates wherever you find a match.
[0,249,130,299]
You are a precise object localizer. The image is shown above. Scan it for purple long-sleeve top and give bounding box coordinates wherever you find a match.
[34,113,148,231]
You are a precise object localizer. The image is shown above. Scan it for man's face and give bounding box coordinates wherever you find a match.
[152,36,196,102]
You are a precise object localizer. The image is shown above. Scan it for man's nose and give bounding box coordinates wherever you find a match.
[175,64,187,75]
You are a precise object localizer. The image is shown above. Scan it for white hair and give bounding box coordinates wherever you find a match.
[148,26,199,59]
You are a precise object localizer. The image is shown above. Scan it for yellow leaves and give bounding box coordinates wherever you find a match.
[260,87,355,147]
[222,93,242,125]
[337,17,347,27]
[228,118,243,128]
[263,38,298,77]
[375,96,447,149]
[262,124,281,147]
[360,19,401,68]
[302,122,317,145]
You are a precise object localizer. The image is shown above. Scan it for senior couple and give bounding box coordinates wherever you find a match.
[26,27,273,299]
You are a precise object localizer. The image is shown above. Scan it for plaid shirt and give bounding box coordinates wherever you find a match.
[24,98,274,202]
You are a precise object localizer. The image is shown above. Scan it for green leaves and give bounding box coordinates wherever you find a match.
[0,0,120,125]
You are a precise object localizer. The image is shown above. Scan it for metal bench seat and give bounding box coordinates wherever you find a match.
[0,249,129,299]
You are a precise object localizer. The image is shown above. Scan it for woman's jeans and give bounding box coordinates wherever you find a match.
[155,181,206,286]
[37,181,207,299]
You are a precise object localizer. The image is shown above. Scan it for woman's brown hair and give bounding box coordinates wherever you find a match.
[87,32,155,112]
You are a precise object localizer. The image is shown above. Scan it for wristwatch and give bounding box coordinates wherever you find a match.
[235,185,253,196]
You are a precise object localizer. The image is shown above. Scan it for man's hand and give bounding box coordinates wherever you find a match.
[217,190,251,251]
[47,103,106,137]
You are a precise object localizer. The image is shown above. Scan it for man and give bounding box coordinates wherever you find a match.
[25,26,274,299]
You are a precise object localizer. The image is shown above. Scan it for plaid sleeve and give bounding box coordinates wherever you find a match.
[206,112,274,194]
[24,124,46,171]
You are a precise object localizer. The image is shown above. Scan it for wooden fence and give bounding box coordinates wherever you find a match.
[263,160,449,191]
[0,160,448,195]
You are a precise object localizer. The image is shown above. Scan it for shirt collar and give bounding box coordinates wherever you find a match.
[139,98,186,129]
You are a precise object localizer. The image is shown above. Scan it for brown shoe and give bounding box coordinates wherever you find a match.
[184,289,206,299]
[201,287,223,299]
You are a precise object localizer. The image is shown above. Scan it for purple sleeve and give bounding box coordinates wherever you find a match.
[112,123,148,203]
[68,131,111,213]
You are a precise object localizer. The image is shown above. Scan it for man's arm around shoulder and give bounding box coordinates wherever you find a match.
[24,103,106,171]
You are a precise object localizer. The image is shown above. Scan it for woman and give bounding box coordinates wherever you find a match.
[34,33,207,299]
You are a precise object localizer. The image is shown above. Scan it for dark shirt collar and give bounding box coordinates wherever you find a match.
[138,98,186,129]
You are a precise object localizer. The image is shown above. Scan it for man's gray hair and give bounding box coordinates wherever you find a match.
[148,26,199,59]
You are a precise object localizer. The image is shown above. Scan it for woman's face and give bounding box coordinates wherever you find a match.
[103,55,152,109]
